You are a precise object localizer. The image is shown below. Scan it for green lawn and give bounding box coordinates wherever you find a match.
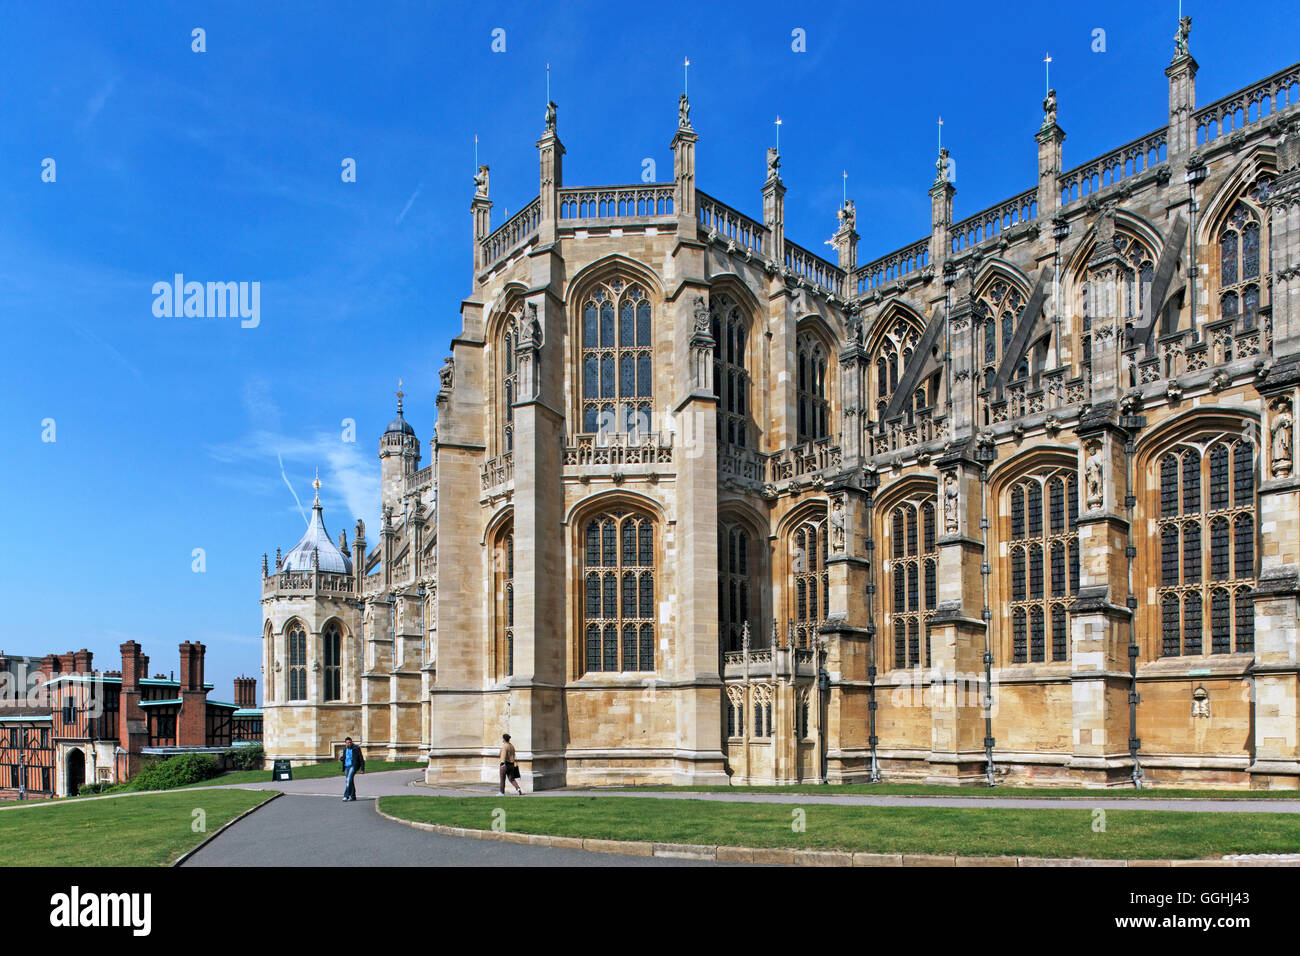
[178,760,424,789]
[0,789,277,866]
[620,783,1300,800]
[378,795,1300,860]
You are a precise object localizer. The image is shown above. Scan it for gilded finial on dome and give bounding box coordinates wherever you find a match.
[396,377,404,412]
[312,468,321,505]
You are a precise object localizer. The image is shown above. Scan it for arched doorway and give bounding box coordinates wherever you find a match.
[66,748,85,797]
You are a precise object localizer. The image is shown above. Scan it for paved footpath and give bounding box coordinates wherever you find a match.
[183,790,720,867]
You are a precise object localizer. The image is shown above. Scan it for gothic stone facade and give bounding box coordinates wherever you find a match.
[262,30,1300,789]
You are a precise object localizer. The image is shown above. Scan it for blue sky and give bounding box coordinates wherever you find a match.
[1,0,1292,703]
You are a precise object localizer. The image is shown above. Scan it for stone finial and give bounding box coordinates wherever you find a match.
[275,547,282,570]
[261,553,269,577]
[545,100,557,133]
[741,621,751,652]
[678,92,691,130]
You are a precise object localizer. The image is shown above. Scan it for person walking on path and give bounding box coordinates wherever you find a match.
[499,733,523,795]
[341,737,365,801]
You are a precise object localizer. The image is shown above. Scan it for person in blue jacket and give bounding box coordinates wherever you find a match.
[340,737,365,801]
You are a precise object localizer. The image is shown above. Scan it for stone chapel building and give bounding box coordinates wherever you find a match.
[261,21,1300,789]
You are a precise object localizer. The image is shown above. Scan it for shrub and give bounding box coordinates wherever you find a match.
[126,752,220,791]
[223,743,264,772]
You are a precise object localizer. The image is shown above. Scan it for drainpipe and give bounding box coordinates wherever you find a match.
[863,467,882,782]
[974,439,997,786]
[1119,410,1147,787]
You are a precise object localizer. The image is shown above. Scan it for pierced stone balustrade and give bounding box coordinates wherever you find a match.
[562,432,674,467]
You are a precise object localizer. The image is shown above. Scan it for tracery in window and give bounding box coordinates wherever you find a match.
[1217,181,1272,331]
[583,511,656,672]
[287,621,307,701]
[323,621,342,702]
[796,333,829,443]
[972,279,1026,392]
[887,496,938,668]
[719,521,755,652]
[711,294,751,447]
[500,311,519,453]
[790,513,829,648]
[1155,435,1255,656]
[1008,469,1078,664]
[580,281,653,435]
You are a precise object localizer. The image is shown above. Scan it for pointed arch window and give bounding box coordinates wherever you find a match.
[323,622,342,702]
[1007,468,1077,664]
[796,333,829,443]
[500,311,519,453]
[869,315,923,427]
[711,294,751,447]
[972,280,1025,395]
[719,521,754,652]
[1155,435,1257,656]
[1112,235,1156,323]
[583,511,655,673]
[1218,183,1271,331]
[495,526,515,678]
[287,622,307,702]
[581,282,653,436]
[790,514,829,648]
[886,494,939,668]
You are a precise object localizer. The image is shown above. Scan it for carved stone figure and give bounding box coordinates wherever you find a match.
[523,302,542,348]
[692,294,711,335]
[830,496,846,552]
[1085,440,1104,509]
[1174,15,1191,58]
[935,146,950,185]
[439,356,455,391]
[846,312,863,345]
[544,100,557,131]
[1042,88,1057,128]
[1271,400,1293,477]
[473,164,489,199]
[838,198,856,234]
[766,146,781,177]
[678,92,691,128]
[943,471,959,534]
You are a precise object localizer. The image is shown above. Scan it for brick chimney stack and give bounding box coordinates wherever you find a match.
[177,641,208,747]
[118,641,149,776]
[72,649,93,674]
[178,641,205,692]
[234,676,256,709]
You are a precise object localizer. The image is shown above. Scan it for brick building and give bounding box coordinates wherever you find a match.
[0,642,262,799]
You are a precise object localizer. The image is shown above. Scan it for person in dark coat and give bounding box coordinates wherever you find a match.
[340,737,365,801]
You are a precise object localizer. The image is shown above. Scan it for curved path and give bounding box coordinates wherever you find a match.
[183,785,719,867]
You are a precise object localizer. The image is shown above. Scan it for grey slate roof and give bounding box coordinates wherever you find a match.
[281,500,353,574]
